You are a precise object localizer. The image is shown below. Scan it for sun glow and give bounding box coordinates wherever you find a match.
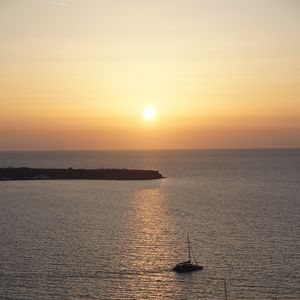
[143,106,156,121]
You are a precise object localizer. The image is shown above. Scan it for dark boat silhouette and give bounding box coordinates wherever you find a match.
[173,234,203,272]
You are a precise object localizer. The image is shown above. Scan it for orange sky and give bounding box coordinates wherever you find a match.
[0,0,299,150]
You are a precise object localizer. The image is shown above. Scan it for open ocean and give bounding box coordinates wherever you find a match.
[0,149,299,299]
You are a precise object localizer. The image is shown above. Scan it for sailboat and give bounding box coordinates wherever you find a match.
[173,234,203,272]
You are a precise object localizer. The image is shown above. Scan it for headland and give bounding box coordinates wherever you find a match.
[0,167,164,181]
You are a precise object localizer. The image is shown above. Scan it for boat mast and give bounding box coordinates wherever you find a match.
[187,234,191,261]
[224,279,228,300]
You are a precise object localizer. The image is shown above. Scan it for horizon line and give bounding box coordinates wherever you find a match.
[0,147,299,152]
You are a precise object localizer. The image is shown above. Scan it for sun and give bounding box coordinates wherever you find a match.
[143,106,156,121]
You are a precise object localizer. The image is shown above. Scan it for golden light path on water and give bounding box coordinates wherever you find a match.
[120,186,181,298]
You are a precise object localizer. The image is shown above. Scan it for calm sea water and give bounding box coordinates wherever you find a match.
[0,149,299,299]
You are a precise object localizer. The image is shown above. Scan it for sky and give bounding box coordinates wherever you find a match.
[0,0,299,150]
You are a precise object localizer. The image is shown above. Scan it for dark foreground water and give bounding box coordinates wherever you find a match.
[0,149,299,299]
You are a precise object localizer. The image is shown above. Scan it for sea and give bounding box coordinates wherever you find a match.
[0,149,299,299]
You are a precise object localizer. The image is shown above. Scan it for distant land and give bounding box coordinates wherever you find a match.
[0,167,164,181]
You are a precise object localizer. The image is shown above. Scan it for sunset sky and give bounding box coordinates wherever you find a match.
[0,0,299,150]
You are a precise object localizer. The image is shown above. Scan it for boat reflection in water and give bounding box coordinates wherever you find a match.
[173,234,203,273]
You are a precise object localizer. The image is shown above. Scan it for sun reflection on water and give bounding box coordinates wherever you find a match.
[119,186,183,298]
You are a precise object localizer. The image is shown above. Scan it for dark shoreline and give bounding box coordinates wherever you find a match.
[0,167,164,181]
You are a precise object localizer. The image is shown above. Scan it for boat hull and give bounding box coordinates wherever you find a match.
[173,262,203,273]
